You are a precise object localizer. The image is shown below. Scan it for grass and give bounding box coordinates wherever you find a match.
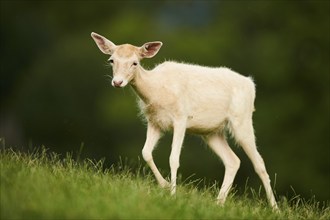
[1,147,329,219]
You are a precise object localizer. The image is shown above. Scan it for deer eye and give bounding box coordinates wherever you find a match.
[108,59,114,64]
[132,61,138,66]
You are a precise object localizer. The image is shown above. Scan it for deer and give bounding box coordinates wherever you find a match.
[91,32,278,209]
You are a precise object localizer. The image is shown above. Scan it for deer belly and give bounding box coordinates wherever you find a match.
[186,114,227,135]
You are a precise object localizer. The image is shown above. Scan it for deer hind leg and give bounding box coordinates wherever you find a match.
[230,117,278,209]
[205,133,240,205]
[142,122,169,188]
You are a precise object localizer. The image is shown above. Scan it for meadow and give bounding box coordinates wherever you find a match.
[1,147,329,219]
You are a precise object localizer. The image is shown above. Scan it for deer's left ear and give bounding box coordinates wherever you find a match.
[91,32,117,55]
[140,41,163,58]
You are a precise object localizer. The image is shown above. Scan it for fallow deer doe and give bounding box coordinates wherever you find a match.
[91,32,278,209]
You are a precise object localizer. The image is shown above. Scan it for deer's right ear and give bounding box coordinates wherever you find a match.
[91,32,117,55]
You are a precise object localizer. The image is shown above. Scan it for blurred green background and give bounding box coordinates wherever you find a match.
[1,1,329,202]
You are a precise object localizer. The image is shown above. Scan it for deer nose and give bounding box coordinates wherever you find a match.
[113,80,123,88]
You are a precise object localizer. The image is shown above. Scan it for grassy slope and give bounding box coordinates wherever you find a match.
[0,148,329,219]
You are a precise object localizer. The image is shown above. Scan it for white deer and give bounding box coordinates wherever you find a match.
[91,32,278,209]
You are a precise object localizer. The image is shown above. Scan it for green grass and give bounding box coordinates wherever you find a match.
[1,147,329,219]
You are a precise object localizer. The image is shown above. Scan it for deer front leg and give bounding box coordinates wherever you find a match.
[142,122,169,188]
[169,120,186,195]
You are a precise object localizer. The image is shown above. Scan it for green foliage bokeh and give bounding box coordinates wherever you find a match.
[1,1,329,202]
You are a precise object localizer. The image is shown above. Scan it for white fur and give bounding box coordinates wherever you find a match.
[91,32,278,209]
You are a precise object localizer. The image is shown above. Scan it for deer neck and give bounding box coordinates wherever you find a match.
[130,67,154,104]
